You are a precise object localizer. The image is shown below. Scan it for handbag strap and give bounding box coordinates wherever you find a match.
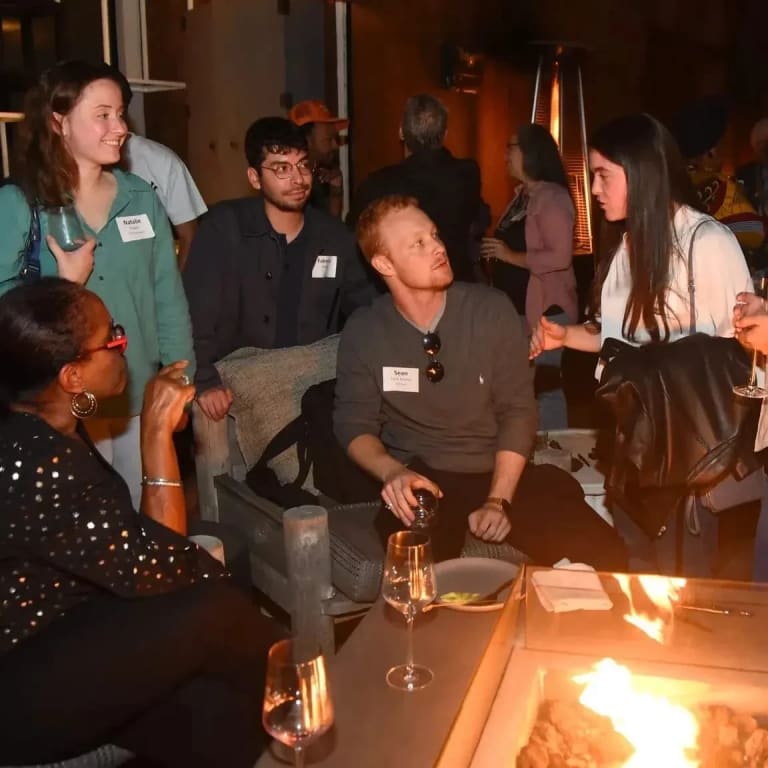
[20,205,42,283]
[686,218,710,334]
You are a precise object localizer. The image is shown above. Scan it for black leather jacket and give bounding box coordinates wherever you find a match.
[596,334,761,534]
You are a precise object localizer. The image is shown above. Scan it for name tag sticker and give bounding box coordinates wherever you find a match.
[312,254,338,278]
[383,366,419,393]
[116,214,155,242]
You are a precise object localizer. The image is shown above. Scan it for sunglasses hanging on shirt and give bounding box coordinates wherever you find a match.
[422,331,444,383]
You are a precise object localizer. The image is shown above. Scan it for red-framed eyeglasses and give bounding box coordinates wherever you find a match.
[81,322,128,357]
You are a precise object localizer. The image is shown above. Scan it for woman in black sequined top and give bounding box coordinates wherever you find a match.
[0,279,280,767]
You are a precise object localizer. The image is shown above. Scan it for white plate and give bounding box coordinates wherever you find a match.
[433,557,519,612]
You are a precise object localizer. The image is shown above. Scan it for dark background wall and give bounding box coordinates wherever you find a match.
[283,0,326,107]
[1,0,766,210]
[348,0,768,220]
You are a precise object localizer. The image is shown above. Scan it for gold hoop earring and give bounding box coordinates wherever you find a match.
[70,391,98,419]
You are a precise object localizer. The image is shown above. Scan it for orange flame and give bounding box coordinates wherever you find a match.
[575,658,699,767]
[615,574,686,643]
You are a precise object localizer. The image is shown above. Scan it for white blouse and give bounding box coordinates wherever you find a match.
[600,205,751,347]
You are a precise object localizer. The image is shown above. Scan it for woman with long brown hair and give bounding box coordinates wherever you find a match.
[0,59,193,510]
[530,113,751,575]
[531,113,748,353]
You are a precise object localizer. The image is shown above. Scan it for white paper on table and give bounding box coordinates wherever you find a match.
[531,563,613,613]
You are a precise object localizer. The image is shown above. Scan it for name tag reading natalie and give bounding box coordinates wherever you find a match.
[383,366,419,393]
[312,254,338,279]
[116,214,156,243]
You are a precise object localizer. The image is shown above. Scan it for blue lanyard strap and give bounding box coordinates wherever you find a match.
[20,206,41,283]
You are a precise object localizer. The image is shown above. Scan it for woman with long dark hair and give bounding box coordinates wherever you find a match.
[531,113,747,352]
[0,278,278,767]
[482,123,577,428]
[530,113,751,575]
[0,59,193,510]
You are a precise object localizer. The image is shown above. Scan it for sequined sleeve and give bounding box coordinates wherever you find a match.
[0,415,222,599]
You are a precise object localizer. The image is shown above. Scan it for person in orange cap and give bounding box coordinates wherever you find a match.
[289,100,349,217]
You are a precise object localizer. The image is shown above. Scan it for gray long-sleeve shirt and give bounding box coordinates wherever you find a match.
[334,282,537,473]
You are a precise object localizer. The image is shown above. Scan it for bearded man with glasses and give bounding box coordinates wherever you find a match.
[183,117,377,423]
[333,195,627,568]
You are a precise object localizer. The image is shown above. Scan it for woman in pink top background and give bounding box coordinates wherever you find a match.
[481,123,577,429]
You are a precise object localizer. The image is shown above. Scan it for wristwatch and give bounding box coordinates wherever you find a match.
[485,496,512,514]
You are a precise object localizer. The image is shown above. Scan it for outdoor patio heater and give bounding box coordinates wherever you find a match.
[531,42,593,256]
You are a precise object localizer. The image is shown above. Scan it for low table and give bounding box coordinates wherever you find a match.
[256,589,521,767]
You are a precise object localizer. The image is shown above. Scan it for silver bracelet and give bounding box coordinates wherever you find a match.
[141,476,183,488]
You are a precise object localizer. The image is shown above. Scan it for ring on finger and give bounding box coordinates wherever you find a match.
[179,374,191,386]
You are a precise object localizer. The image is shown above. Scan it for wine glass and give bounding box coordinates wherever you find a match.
[262,639,334,767]
[734,274,768,399]
[46,205,86,252]
[381,530,437,691]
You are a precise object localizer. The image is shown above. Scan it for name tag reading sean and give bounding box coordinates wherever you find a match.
[116,214,155,243]
[383,367,419,393]
[312,254,337,278]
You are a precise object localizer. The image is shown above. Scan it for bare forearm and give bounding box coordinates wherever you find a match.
[487,450,528,502]
[174,220,198,270]
[347,434,405,483]
[562,323,602,353]
[140,426,186,535]
[500,250,528,268]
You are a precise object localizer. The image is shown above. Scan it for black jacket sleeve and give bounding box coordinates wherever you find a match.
[183,206,233,392]
[338,229,379,320]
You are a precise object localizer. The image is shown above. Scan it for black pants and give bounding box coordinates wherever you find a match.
[373,460,628,570]
[0,579,283,768]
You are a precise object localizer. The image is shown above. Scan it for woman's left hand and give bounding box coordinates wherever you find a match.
[480,238,525,267]
[735,314,768,356]
[481,237,511,261]
[142,361,195,435]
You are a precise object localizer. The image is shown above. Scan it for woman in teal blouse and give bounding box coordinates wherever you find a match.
[0,60,194,508]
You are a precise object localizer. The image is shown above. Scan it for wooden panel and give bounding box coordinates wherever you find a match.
[475,60,530,225]
[348,0,492,193]
[183,0,287,204]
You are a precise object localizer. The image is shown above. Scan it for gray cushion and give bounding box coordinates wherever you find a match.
[323,504,530,602]
[215,335,339,490]
[4,745,133,768]
[327,502,385,601]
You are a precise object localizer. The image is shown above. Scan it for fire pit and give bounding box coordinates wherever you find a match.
[460,568,768,768]
[516,661,768,767]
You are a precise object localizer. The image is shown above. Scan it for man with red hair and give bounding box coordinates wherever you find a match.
[333,195,627,569]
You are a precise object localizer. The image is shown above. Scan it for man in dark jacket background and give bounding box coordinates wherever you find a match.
[183,117,376,422]
[347,94,490,283]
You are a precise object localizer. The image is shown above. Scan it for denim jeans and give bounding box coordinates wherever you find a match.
[534,310,570,430]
